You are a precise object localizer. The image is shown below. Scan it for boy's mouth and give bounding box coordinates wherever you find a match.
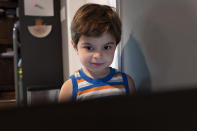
[91,63,104,66]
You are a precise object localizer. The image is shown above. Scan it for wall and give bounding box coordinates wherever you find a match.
[60,0,71,80]
[120,0,197,93]
[61,0,86,80]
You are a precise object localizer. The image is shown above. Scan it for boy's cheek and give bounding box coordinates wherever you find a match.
[79,54,89,61]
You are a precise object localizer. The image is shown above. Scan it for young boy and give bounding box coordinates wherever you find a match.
[59,3,135,102]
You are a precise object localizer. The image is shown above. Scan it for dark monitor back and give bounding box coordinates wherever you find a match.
[0,88,197,131]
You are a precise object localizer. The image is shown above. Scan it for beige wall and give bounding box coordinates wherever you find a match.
[120,0,197,92]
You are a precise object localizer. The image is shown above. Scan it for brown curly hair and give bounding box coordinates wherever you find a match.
[71,3,121,45]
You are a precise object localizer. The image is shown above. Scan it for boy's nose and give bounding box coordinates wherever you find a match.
[93,51,102,59]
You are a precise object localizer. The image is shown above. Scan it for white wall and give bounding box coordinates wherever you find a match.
[61,0,117,80]
[66,0,86,79]
[60,0,69,80]
[120,0,197,93]
[86,0,116,7]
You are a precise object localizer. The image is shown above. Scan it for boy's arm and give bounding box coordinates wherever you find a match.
[126,75,136,95]
[58,79,73,103]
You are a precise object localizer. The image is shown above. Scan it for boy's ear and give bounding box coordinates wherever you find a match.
[71,40,77,50]
[71,40,78,54]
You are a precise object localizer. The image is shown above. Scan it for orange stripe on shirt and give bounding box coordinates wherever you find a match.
[77,79,85,83]
[74,70,79,73]
[114,73,122,77]
[77,85,125,96]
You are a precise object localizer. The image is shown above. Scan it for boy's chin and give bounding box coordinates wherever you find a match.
[88,66,109,72]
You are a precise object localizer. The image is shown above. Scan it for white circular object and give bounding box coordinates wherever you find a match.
[27,25,52,38]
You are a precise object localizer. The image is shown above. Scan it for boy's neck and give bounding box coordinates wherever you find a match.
[81,67,110,79]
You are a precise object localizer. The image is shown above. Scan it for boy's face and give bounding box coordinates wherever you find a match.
[72,32,116,73]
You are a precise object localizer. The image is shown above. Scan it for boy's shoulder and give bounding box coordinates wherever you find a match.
[60,78,73,93]
[59,78,73,102]
[112,68,135,94]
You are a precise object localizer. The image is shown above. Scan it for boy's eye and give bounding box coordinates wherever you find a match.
[104,45,111,50]
[84,46,93,51]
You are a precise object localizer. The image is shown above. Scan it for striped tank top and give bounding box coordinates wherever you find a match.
[70,67,130,101]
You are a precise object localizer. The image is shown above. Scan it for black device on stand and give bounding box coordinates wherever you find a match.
[13,0,63,106]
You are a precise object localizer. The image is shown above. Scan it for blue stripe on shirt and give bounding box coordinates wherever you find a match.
[122,73,130,95]
[70,75,78,101]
